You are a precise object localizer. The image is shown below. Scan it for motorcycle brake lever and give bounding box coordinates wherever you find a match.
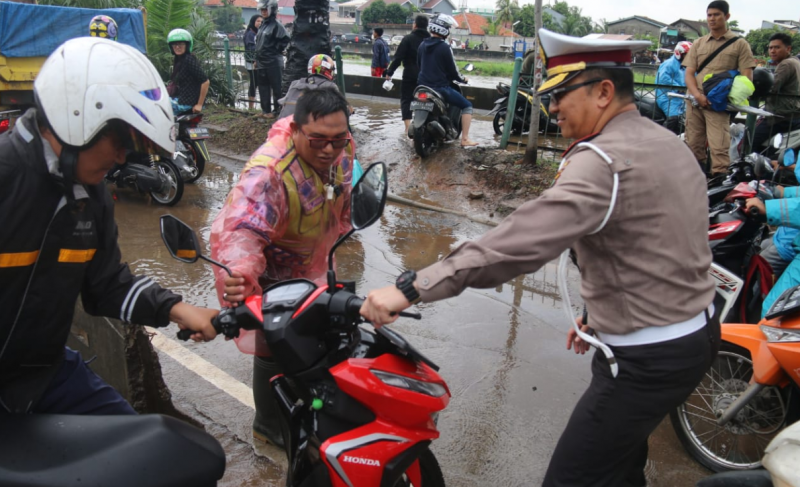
[390,311,422,320]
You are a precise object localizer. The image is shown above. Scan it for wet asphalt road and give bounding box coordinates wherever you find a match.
[112,98,710,486]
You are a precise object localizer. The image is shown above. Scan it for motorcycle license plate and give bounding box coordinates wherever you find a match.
[411,101,434,111]
[187,127,210,139]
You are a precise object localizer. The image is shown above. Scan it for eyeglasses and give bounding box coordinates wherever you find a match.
[550,78,605,104]
[299,128,351,150]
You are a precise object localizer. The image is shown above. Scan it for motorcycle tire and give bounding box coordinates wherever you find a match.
[669,342,787,472]
[184,141,206,184]
[150,159,184,206]
[493,109,521,136]
[392,447,445,487]
[414,126,434,158]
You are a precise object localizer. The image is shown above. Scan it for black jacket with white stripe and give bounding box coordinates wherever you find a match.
[0,110,180,408]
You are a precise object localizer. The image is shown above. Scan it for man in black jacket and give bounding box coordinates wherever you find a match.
[385,15,430,133]
[255,0,290,117]
[0,38,218,415]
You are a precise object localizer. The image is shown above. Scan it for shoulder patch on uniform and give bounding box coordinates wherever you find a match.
[552,159,571,186]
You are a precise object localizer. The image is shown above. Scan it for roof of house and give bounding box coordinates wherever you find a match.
[278,0,295,7]
[453,12,518,36]
[582,33,634,41]
[357,0,411,11]
[420,0,455,10]
[338,0,366,7]
[669,18,707,35]
[607,15,666,28]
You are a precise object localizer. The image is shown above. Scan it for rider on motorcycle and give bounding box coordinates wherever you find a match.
[167,29,209,115]
[656,41,691,134]
[747,168,800,317]
[209,88,355,447]
[416,14,478,147]
[0,38,218,415]
[277,54,352,120]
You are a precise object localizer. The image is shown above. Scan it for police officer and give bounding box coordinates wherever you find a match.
[360,29,718,486]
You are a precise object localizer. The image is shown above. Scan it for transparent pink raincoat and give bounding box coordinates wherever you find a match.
[210,117,354,355]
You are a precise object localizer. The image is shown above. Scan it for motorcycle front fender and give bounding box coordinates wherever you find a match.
[722,324,785,385]
[412,110,429,129]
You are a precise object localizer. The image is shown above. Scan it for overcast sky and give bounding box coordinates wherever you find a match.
[466,0,799,34]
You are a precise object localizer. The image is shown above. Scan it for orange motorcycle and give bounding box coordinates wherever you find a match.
[671,286,800,472]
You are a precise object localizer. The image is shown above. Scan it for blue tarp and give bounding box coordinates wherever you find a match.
[0,3,146,58]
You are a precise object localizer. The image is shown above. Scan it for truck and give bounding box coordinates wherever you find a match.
[0,1,147,133]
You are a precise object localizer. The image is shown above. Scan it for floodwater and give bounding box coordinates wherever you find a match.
[111,97,709,486]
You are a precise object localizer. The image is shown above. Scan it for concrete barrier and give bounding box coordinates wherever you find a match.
[343,73,499,111]
[68,302,191,420]
[340,45,510,61]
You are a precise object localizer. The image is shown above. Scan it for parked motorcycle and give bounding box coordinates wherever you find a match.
[708,186,772,324]
[696,421,800,487]
[488,82,555,136]
[160,162,451,487]
[172,112,210,183]
[106,153,184,206]
[0,413,225,486]
[670,284,800,473]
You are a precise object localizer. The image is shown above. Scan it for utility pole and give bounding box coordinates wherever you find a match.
[523,0,543,164]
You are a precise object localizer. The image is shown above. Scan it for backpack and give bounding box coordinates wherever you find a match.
[702,70,739,112]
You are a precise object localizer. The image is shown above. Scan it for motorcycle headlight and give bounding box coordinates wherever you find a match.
[371,370,446,397]
[760,325,800,343]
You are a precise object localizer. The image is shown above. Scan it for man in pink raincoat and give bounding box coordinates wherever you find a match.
[210,88,355,446]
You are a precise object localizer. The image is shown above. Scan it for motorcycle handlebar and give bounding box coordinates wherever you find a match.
[176,307,232,341]
[346,296,422,320]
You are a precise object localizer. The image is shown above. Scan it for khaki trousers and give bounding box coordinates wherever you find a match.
[685,103,730,175]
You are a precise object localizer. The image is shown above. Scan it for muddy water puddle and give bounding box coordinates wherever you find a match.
[110,98,707,485]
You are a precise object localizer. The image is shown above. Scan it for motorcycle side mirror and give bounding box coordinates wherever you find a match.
[160,215,232,276]
[773,133,784,149]
[464,63,474,72]
[326,162,388,286]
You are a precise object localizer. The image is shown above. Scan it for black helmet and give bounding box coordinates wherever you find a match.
[752,68,774,99]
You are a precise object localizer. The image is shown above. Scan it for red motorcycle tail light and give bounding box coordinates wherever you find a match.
[0,119,9,134]
[417,92,428,100]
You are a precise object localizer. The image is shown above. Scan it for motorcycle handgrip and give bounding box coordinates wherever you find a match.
[748,206,760,217]
[346,296,421,320]
[176,310,226,341]
[177,329,193,341]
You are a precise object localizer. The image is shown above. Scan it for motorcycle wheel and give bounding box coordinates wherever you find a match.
[150,159,184,206]
[669,342,787,472]
[414,126,434,158]
[184,141,206,184]
[492,109,520,136]
[392,448,445,487]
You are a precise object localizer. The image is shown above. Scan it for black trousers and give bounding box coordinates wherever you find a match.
[752,117,800,156]
[400,76,417,121]
[542,318,719,487]
[257,65,283,114]
[247,69,257,98]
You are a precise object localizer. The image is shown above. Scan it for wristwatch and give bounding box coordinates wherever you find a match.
[396,270,421,305]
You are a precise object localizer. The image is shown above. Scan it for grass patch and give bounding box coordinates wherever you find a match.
[467,61,515,77]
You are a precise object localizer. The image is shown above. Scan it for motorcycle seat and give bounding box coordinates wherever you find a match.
[0,414,225,487]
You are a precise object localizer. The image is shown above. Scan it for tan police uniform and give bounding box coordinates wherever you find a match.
[408,29,718,486]
[682,29,756,175]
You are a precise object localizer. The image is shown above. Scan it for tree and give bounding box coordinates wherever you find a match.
[515,4,536,38]
[495,0,519,28]
[728,20,739,29]
[542,11,559,32]
[746,27,800,56]
[210,0,243,33]
[634,33,658,51]
[385,3,409,24]
[361,0,387,25]
[593,18,608,34]
[483,19,500,36]
[557,14,587,37]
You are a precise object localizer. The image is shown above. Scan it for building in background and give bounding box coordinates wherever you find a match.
[606,15,666,38]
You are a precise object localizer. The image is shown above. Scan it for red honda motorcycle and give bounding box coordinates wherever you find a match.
[161,162,450,487]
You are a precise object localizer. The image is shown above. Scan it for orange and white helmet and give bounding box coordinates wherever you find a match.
[307,54,336,81]
[674,41,692,61]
